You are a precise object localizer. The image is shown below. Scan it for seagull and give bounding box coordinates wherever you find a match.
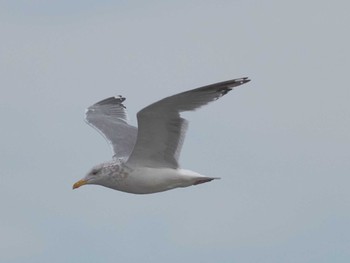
[73,77,250,194]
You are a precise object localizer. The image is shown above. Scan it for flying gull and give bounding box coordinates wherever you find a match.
[73,77,250,194]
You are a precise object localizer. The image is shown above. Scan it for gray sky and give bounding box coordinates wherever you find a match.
[1,1,349,262]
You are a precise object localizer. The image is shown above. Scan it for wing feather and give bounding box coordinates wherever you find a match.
[85,96,137,161]
[126,77,250,168]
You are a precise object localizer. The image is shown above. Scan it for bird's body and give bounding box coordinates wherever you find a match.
[73,77,250,194]
[99,162,213,194]
[79,156,217,194]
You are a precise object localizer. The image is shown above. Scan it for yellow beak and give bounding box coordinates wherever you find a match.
[73,179,88,189]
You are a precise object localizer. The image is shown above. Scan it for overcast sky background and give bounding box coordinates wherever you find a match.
[1,1,349,262]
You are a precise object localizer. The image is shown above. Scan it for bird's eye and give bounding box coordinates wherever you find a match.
[92,170,98,175]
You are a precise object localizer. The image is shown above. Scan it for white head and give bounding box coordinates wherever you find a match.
[73,162,119,189]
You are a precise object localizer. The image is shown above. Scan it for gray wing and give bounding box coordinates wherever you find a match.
[85,96,137,161]
[126,77,250,169]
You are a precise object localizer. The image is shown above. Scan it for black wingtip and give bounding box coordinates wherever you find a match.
[238,77,251,84]
[92,96,126,106]
[224,77,251,91]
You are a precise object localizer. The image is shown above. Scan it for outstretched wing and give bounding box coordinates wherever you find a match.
[126,77,250,169]
[85,96,137,161]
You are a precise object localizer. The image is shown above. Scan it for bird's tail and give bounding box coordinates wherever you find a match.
[193,177,220,185]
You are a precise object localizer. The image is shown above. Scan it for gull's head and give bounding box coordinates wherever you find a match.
[73,163,108,189]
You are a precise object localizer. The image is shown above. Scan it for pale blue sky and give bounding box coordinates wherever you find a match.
[1,1,349,262]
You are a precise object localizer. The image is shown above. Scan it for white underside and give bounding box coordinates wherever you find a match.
[101,167,213,194]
